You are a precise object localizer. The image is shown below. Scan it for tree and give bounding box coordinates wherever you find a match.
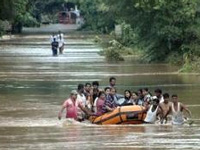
[104,0,200,63]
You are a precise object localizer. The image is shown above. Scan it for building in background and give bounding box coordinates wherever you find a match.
[58,3,83,25]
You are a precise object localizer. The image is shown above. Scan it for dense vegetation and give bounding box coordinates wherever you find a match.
[0,0,67,34]
[80,0,200,72]
[0,0,199,71]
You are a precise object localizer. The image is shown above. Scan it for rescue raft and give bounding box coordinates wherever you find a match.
[89,105,146,125]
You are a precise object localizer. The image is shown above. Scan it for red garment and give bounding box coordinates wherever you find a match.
[96,98,105,116]
[63,98,82,120]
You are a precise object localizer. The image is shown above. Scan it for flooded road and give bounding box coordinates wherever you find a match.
[0,33,200,150]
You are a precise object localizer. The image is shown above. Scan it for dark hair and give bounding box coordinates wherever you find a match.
[132,91,138,96]
[143,88,148,92]
[78,84,84,90]
[138,89,143,93]
[85,83,91,87]
[154,88,162,94]
[172,94,178,98]
[124,90,132,99]
[163,93,170,99]
[109,77,116,82]
[104,87,111,91]
[98,91,105,97]
[153,98,160,104]
[110,87,117,92]
[92,81,99,86]
[124,90,131,94]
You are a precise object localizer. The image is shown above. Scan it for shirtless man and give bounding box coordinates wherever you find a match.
[159,93,172,124]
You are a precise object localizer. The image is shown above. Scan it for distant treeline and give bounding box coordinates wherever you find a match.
[79,0,200,72]
[0,0,200,71]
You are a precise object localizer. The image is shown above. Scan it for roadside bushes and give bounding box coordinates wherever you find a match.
[0,20,11,36]
[104,40,124,61]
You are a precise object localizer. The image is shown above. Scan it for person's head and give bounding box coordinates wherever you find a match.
[98,91,106,100]
[84,83,91,92]
[53,37,56,42]
[132,91,138,100]
[109,77,116,87]
[142,88,149,96]
[137,89,143,98]
[104,87,111,95]
[154,88,162,97]
[70,90,78,100]
[163,93,170,103]
[92,81,99,89]
[152,98,160,106]
[77,84,84,93]
[124,90,132,99]
[171,94,178,103]
[110,87,116,96]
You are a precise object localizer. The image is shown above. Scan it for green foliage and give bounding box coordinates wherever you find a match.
[120,22,137,47]
[179,57,200,72]
[0,0,32,33]
[78,0,115,33]
[103,0,200,67]
[104,40,124,61]
[0,20,11,36]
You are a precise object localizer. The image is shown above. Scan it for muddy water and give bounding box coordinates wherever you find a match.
[0,34,200,150]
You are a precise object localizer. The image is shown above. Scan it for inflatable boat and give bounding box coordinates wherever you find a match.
[89,105,146,125]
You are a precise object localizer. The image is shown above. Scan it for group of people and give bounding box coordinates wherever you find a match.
[50,31,65,56]
[58,77,192,125]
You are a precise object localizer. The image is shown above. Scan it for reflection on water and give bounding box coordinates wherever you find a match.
[0,34,200,150]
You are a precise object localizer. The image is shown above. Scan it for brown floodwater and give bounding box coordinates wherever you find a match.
[0,34,200,150]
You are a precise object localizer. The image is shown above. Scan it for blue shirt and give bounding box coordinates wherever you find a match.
[102,95,117,113]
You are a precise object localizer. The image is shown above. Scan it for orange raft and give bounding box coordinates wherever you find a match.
[89,105,146,125]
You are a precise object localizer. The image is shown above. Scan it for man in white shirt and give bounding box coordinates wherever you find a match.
[57,31,65,54]
[77,84,87,121]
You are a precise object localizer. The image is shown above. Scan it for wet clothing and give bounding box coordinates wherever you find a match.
[171,102,184,125]
[144,105,158,123]
[77,93,86,120]
[62,98,82,120]
[57,33,64,54]
[51,41,58,56]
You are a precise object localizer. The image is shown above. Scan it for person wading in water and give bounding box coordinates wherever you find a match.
[57,31,65,54]
[58,90,93,121]
[171,94,192,125]
[51,37,59,56]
